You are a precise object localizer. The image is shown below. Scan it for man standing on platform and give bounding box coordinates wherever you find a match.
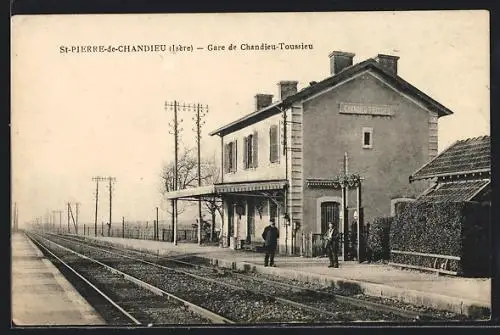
[325,221,339,268]
[262,218,279,267]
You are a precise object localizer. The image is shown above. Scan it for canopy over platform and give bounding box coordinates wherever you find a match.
[164,180,288,200]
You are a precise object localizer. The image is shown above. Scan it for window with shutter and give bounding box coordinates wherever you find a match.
[224,143,229,173]
[252,131,258,168]
[248,134,253,168]
[243,136,248,169]
[232,140,237,172]
[227,142,233,173]
[270,125,279,163]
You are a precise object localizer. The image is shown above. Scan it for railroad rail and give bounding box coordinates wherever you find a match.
[27,232,233,325]
[27,233,141,325]
[35,233,355,323]
[45,233,454,321]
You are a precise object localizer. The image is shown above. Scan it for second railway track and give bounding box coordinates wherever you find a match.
[28,232,231,325]
[40,233,465,322]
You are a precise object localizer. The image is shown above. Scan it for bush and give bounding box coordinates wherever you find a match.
[394,200,412,217]
[367,217,393,262]
[390,201,490,277]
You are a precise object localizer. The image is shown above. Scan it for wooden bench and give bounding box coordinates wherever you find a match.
[389,249,460,276]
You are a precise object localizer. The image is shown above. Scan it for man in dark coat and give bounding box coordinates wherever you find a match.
[324,221,339,268]
[262,218,279,267]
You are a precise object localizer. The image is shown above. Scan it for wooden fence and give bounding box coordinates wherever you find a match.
[79,226,200,243]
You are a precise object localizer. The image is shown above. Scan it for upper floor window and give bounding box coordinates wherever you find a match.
[224,140,237,173]
[362,127,373,149]
[243,131,258,169]
[269,125,280,163]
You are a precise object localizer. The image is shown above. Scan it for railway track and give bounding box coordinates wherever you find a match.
[27,232,231,325]
[40,233,456,322]
[34,233,365,323]
[58,234,467,321]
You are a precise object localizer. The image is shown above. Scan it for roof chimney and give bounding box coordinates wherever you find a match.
[329,51,355,75]
[375,54,400,75]
[278,81,298,101]
[255,94,273,111]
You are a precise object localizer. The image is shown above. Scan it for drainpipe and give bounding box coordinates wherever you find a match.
[280,106,290,254]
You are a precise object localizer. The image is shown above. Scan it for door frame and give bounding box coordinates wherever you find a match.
[316,196,343,260]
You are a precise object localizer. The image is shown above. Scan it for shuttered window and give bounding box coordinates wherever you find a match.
[225,141,237,173]
[252,131,258,168]
[224,143,229,173]
[232,140,237,172]
[243,136,248,169]
[243,132,258,169]
[269,125,279,163]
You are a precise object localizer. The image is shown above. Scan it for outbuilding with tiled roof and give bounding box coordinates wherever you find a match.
[410,136,490,203]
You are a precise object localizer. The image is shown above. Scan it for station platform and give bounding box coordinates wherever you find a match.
[74,234,491,318]
[11,232,105,326]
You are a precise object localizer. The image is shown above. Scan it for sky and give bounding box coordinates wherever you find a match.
[11,11,490,228]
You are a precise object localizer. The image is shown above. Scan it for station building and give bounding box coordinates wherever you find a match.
[165,50,454,260]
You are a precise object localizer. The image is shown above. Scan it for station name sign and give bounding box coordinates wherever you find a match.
[339,103,395,117]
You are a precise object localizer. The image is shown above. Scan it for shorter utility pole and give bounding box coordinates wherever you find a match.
[122,216,125,238]
[92,176,107,237]
[107,177,116,236]
[75,202,80,235]
[67,204,71,233]
[156,207,159,241]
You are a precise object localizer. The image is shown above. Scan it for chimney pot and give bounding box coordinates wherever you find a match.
[255,94,273,111]
[375,54,400,75]
[329,51,355,75]
[277,81,298,100]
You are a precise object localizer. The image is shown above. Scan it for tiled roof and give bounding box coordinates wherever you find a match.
[209,58,454,137]
[417,179,490,202]
[410,136,490,181]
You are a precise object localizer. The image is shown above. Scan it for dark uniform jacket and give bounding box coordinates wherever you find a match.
[262,225,279,248]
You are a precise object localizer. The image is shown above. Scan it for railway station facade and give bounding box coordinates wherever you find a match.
[165,50,453,260]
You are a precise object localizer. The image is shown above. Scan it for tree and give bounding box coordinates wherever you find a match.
[160,147,223,241]
[160,146,198,216]
[200,155,223,241]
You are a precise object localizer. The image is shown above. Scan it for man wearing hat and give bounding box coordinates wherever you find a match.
[262,218,279,267]
[325,221,339,268]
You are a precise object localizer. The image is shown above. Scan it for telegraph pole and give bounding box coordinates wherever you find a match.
[67,203,71,233]
[93,176,107,236]
[156,207,159,240]
[193,103,209,245]
[107,177,116,236]
[166,100,208,245]
[166,101,182,245]
[75,202,80,235]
